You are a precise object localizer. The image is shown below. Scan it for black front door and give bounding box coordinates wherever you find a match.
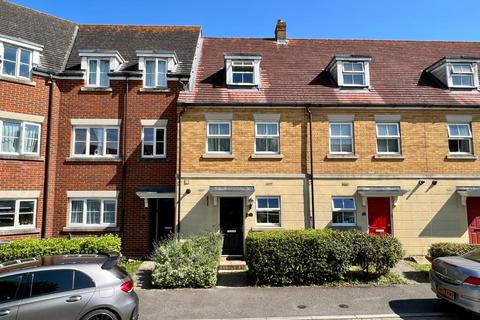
[219,197,244,255]
[149,198,175,250]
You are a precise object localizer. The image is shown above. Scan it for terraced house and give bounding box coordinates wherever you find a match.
[2,1,480,257]
[178,21,480,256]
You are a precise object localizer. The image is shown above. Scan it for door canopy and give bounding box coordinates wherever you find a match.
[357,186,408,207]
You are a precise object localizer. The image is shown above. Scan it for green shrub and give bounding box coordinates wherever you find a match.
[245,230,403,286]
[151,232,223,288]
[429,242,480,260]
[0,234,121,263]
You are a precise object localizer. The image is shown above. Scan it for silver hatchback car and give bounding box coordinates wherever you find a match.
[430,249,480,314]
[0,254,139,320]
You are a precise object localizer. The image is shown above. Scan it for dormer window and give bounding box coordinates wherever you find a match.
[225,54,261,87]
[79,50,125,89]
[326,55,371,89]
[145,59,167,88]
[0,34,42,81]
[450,64,475,88]
[137,50,178,89]
[426,57,479,90]
[88,59,110,87]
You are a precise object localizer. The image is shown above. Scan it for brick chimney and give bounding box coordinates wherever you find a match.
[275,19,287,44]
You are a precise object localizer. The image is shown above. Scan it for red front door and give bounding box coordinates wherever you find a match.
[467,197,480,244]
[368,197,392,235]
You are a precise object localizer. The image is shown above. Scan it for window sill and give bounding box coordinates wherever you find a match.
[251,226,284,231]
[0,228,40,236]
[140,156,168,161]
[373,154,404,160]
[329,225,361,231]
[139,87,171,93]
[0,75,36,86]
[326,153,358,160]
[62,226,119,232]
[446,154,477,161]
[66,157,122,163]
[0,154,43,161]
[250,153,284,160]
[201,153,235,160]
[80,87,113,92]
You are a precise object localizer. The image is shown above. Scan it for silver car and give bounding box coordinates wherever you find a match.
[0,254,139,320]
[430,249,480,314]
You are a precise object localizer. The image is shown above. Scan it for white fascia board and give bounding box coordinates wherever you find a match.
[0,191,41,198]
[136,50,178,64]
[225,54,262,61]
[67,191,119,198]
[141,119,168,127]
[70,119,121,126]
[0,110,44,123]
[0,34,43,52]
[78,50,125,64]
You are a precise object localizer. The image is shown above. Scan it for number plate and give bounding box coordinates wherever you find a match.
[437,285,456,300]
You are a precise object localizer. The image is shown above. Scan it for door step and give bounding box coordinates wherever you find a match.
[219,257,247,271]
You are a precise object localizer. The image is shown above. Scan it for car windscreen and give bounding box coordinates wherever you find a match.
[463,249,480,263]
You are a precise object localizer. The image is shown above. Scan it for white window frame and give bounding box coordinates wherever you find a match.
[141,126,166,158]
[329,122,354,154]
[86,58,110,88]
[448,63,476,88]
[143,58,167,88]
[206,121,231,154]
[254,121,279,154]
[1,44,32,80]
[0,199,36,230]
[231,60,255,85]
[447,123,473,155]
[256,196,281,227]
[72,126,120,158]
[331,196,356,227]
[68,198,117,227]
[341,62,366,87]
[0,119,41,156]
[376,123,401,155]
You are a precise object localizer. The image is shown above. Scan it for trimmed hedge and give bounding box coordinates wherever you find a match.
[429,242,480,260]
[151,232,223,288]
[0,234,121,263]
[245,230,403,286]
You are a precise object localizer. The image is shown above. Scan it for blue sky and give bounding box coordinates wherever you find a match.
[9,0,480,41]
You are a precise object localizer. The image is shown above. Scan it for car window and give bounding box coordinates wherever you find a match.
[463,249,480,263]
[31,270,73,297]
[0,274,23,304]
[74,271,95,290]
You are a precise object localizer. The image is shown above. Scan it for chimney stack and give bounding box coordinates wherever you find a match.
[275,19,287,44]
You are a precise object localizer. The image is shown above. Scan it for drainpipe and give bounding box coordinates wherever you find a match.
[306,105,316,229]
[41,74,55,239]
[176,106,187,241]
[120,76,129,244]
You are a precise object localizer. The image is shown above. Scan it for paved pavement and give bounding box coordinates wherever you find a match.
[136,283,475,320]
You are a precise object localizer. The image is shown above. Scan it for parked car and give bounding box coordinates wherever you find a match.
[430,249,480,314]
[0,254,138,320]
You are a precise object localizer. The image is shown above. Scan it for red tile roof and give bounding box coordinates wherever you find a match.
[179,37,480,106]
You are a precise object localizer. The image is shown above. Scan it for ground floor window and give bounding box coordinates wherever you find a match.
[69,199,116,227]
[331,197,356,226]
[0,199,36,228]
[256,196,280,226]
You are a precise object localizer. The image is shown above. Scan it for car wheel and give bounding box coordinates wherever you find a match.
[81,309,119,320]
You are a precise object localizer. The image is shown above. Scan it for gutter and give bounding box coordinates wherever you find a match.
[120,76,129,243]
[305,105,316,229]
[41,74,55,238]
[176,106,187,240]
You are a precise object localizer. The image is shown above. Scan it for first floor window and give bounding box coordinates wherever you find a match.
[329,123,353,153]
[376,123,400,154]
[0,199,36,228]
[73,127,119,157]
[69,199,116,226]
[207,121,231,153]
[142,127,166,157]
[0,120,40,155]
[255,122,279,153]
[87,59,110,87]
[448,123,472,154]
[331,197,356,226]
[2,44,32,79]
[256,197,280,226]
[144,59,167,88]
